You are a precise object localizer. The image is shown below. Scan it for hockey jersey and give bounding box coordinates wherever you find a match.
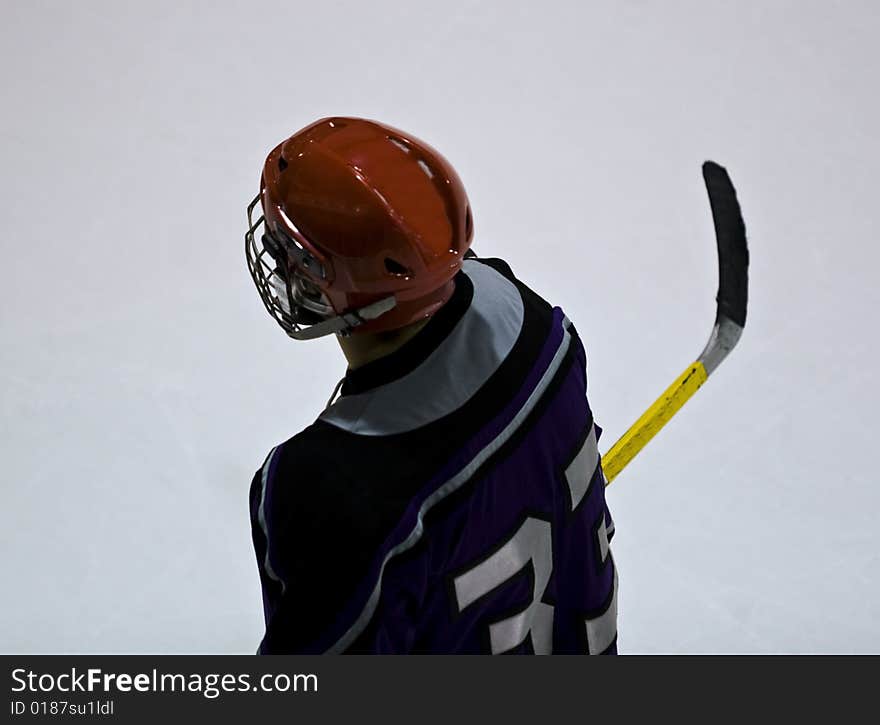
[249,257,618,654]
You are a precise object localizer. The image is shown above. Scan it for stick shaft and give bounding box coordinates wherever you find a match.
[601,362,708,485]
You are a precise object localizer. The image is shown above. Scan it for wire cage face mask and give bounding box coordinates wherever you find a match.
[245,194,396,340]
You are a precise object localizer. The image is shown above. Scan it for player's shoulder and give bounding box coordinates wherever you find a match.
[465,254,516,282]
[250,419,374,575]
[254,419,348,500]
[465,254,560,338]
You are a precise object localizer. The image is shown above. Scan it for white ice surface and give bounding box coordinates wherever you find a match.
[1,0,878,653]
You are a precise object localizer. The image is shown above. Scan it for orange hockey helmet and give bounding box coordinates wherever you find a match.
[245,117,473,339]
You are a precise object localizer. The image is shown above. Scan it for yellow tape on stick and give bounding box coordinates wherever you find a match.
[601,361,709,485]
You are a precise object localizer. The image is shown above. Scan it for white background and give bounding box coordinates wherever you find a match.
[2,0,877,653]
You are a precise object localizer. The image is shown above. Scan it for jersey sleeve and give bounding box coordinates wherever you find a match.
[248,442,428,654]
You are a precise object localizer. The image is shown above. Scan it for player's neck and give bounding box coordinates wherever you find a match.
[337,317,430,371]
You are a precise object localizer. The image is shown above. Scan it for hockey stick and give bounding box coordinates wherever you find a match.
[601,161,749,485]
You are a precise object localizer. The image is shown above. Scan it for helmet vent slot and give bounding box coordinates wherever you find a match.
[278,156,289,172]
[384,257,411,277]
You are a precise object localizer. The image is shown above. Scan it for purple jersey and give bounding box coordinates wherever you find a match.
[249,257,617,653]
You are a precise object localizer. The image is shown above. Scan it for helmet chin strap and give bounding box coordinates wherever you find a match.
[270,267,397,340]
[285,295,397,340]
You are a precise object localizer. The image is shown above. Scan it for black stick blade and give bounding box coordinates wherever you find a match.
[702,161,749,328]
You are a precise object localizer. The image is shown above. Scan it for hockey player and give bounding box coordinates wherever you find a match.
[245,117,618,654]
